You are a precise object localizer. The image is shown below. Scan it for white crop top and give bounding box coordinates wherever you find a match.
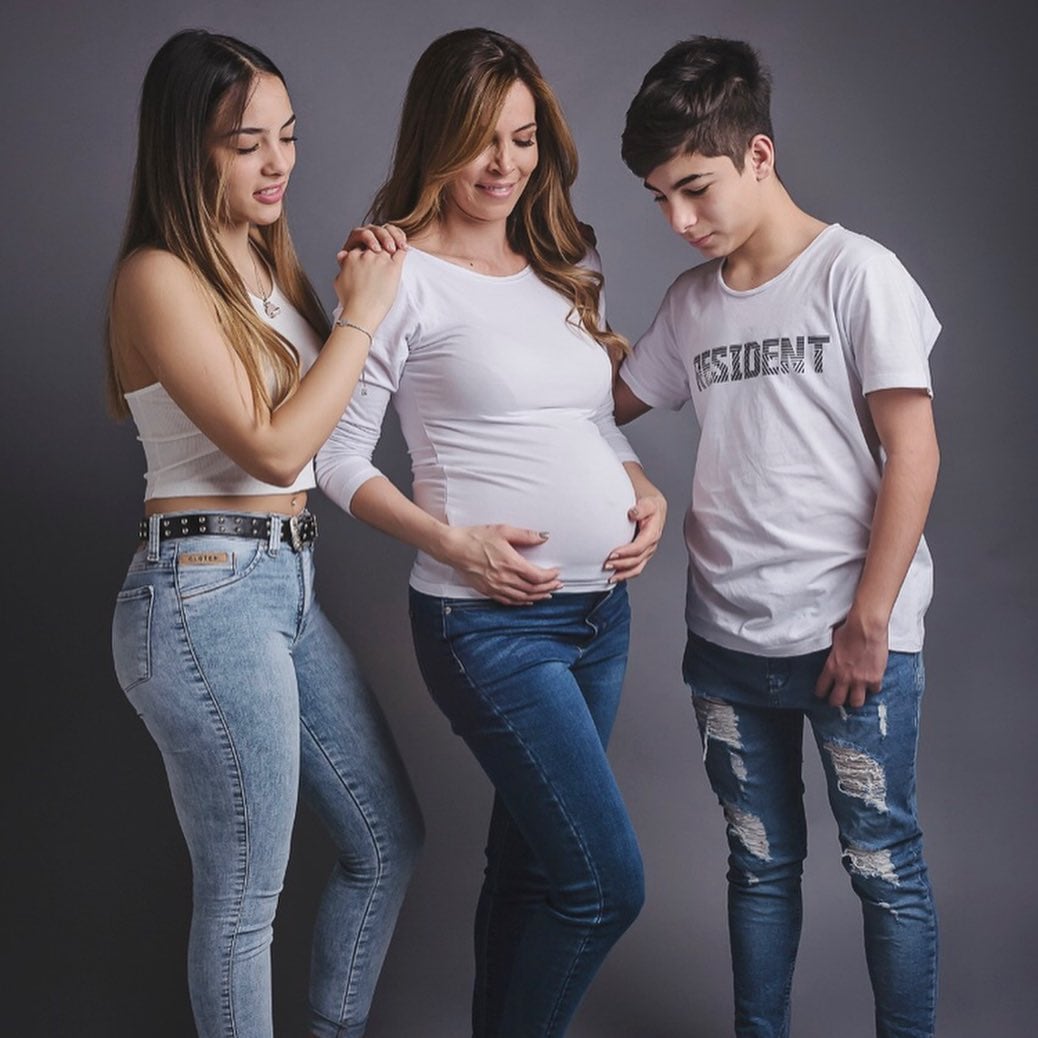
[316,247,640,598]
[126,283,322,499]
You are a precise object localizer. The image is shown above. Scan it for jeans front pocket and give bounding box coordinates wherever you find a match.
[112,585,154,692]
[175,539,263,598]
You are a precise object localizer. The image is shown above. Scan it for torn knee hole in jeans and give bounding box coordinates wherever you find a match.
[723,802,771,862]
[843,846,899,886]
[824,741,888,812]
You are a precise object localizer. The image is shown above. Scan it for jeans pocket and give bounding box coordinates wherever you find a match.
[175,540,263,598]
[112,586,154,692]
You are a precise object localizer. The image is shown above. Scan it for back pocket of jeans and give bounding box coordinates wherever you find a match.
[112,586,154,692]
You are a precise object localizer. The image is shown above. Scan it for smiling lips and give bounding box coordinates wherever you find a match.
[254,183,286,204]
[476,181,517,198]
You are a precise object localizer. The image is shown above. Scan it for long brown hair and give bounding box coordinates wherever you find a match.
[106,29,330,419]
[369,27,628,361]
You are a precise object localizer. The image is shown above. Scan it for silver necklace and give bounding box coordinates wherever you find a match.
[249,245,281,319]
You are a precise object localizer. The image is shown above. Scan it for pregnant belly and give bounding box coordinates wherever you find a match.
[416,426,637,591]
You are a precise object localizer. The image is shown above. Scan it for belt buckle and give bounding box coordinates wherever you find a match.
[288,514,304,552]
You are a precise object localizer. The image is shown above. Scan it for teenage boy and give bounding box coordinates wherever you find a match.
[616,37,940,1037]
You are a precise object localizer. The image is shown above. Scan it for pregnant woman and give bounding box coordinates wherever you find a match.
[318,27,665,1037]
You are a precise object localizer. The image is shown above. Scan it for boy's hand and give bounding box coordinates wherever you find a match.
[605,493,667,582]
[815,612,888,708]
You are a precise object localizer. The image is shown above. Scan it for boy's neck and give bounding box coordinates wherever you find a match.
[722,188,828,292]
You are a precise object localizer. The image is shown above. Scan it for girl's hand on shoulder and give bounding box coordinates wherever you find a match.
[605,492,667,582]
[333,242,407,331]
[340,222,408,255]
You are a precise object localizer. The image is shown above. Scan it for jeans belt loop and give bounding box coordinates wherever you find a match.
[146,514,162,562]
[268,513,282,555]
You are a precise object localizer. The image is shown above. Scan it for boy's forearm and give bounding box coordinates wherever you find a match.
[816,389,937,707]
[851,448,939,631]
[850,391,940,630]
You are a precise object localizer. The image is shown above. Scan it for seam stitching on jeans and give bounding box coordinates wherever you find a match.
[176,586,251,1036]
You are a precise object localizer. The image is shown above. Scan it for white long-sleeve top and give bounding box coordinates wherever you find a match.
[316,247,639,598]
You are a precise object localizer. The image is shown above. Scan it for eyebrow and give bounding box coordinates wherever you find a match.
[643,171,710,192]
[224,113,297,138]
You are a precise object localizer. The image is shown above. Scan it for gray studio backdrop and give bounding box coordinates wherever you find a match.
[5,1,1035,1035]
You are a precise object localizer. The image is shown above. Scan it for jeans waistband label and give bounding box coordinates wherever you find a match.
[180,552,231,566]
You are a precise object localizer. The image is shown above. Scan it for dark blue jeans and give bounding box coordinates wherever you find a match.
[410,585,644,1038]
[683,631,938,1038]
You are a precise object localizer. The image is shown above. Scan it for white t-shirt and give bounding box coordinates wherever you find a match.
[316,247,639,598]
[126,283,321,499]
[621,224,940,655]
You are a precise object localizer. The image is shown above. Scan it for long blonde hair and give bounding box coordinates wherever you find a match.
[106,29,329,419]
[369,27,628,361]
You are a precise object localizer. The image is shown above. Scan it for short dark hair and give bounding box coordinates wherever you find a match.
[621,36,773,177]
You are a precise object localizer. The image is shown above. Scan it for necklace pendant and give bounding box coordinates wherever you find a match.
[263,299,281,319]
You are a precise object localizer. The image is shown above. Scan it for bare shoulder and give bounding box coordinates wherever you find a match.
[111,247,228,392]
[115,247,200,305]
[114,248,218,341]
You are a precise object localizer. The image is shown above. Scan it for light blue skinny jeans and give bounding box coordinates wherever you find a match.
[683,631,938,1038]
[111,514,423,1038]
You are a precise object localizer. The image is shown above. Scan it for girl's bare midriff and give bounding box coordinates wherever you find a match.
[144,491,307,517]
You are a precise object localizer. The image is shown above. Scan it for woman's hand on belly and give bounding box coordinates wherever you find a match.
[603,470,668,583]
[442,524,563,605]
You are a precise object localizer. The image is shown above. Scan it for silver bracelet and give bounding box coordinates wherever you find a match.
[334,316,373,345]
[334,317,372,395]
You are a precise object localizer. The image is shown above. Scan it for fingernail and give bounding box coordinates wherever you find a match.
[538,531,550,538]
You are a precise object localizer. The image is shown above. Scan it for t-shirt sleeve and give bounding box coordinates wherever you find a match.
[618,280,693,411]
[842,249,940,396]
[314,285,416,516]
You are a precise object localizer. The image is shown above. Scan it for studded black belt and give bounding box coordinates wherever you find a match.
[137,512,317,551]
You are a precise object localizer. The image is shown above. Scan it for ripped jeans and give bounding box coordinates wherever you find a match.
[683,632,938,1038]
